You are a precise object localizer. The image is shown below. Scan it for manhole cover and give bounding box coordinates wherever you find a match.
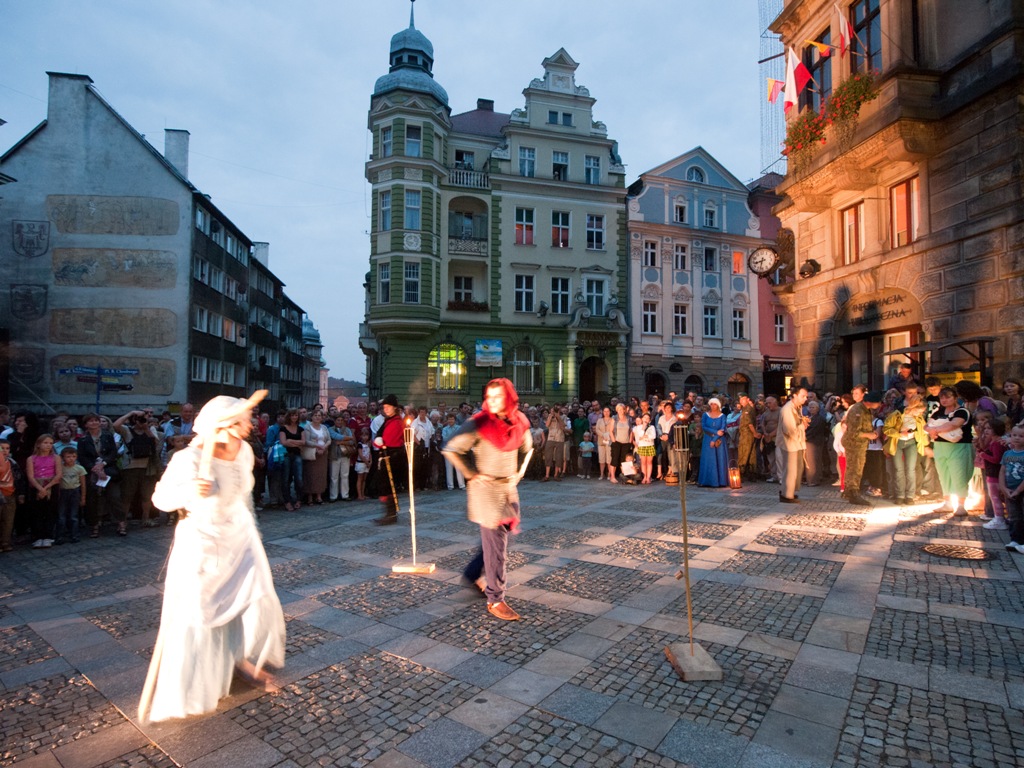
[921,544,994,560]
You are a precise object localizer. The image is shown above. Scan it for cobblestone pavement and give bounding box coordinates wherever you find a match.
[2,479,1024,767]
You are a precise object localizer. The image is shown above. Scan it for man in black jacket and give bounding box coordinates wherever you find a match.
[76,413,126,537]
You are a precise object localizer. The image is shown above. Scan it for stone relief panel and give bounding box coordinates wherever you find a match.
[10,347,46,387]
[50,308,177,348]
[46,196,179,236]
[53,249,178,288]
[11,221,50,257]
[10,285,48,321]
[50,355,176,396]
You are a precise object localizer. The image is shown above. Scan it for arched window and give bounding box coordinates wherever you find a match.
[686,166,705,183]
[511,344,542,394]
[684,374,704,395]
[427,343,467,392]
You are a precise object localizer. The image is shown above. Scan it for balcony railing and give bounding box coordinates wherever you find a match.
[447,168,489,189]
[448,236,488,256]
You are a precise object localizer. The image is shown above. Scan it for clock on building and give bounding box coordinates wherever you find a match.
[747,246,780,277]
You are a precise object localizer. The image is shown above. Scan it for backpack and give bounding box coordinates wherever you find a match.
[127,429,154,459]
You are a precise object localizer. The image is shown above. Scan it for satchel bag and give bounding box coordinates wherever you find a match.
[267,442,287,469]
[301,445,317,462]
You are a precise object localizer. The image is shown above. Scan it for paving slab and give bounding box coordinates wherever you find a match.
[592,698,677,750]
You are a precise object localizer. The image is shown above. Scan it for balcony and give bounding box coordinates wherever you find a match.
[448,236,488,256]
[447,168,489,189]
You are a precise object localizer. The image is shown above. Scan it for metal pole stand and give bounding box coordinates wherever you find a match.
[663,423,722,681]
[393,420,435,574]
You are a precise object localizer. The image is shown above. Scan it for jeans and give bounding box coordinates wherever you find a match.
[1006,492,1024,545]
[892,439,918,500]
[464,523,511,604]
[57,488,81,541]
[281,453,303,504]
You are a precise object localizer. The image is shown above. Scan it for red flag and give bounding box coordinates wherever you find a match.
[835,3,851,57]
[767,78,784,104]
[784,48,812,112]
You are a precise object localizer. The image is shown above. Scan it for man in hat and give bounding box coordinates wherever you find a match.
[842,390,882,506]
[141,391,284,723]
[370,394,407,525]
[443,379,532,621]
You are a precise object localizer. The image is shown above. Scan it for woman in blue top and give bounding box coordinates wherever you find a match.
[698,398,730,487]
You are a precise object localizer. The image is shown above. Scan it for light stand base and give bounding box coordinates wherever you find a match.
[664,642,723,681]
[392,562,436,574]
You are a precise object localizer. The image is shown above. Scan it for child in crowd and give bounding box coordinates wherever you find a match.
[968,411,993,512]
[978,420,1007,529]
[27,434,60,549]
[578,432,595,479]
[355,428,371,501]
[57,446,87,543]
[999,424,1024,553]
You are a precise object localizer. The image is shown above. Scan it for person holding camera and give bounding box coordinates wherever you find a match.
[113,410,161,527]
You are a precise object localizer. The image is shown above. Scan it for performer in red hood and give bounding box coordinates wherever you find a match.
[442,378,532,621]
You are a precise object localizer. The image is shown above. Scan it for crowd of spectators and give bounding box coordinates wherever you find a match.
[1,369,1022,553]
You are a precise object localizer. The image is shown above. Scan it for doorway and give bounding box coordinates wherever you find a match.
[579,357,609,402]
[645,371,666,400]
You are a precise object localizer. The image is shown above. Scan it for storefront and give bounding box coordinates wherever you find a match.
[833,288,924,391]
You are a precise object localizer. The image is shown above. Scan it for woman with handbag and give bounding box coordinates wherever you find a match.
[277,409,305,512]
[698,398,729,487]
[302,409,331,505]
[924,387,973,517]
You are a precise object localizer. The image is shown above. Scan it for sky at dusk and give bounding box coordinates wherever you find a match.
[2,0,770,380]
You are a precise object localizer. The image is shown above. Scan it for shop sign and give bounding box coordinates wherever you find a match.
[932,371,981,386]
[837,289,922,335]
[763,357,794,373]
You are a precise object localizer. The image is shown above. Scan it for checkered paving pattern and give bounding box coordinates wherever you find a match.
[754,527,859,554]
[836,677,1024,767]
[230,652,479,767]
[426,519,481,536]
[270,553,364,589]
[285,618,342,657]
[455,709,692,767]
[293,523,385,545]
[94,744,178,767]
[690,504,766,521]
[432,548,541,575]
[354,536,449,559]
[570,626,790,739]
[565,511,646,530]
[645,520,741,540]
[56,566,160,603]
[719,550,844,588]
[515,526,602,550]
[598,537,707,565]
[525,561,663,603]
[879,567,1024,612]
[0,624,59,673]
[0,674,123,764]
[660,582,823,642]
[896,514,1009,543]
[2,541,163,588]
[889,540,1019,574]
[778,513,867,531]
[864,608,1024,682]
[419,600,592,665]
[84,594,164,639]
[318,573,461,618]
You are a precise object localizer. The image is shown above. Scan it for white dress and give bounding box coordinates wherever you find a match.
[145,441,285,721]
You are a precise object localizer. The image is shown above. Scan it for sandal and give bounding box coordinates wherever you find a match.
[117,523,128,537]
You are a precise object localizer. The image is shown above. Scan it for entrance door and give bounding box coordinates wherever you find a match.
[847,330,913,390]
[579,357,609,402]
[645,372,666,400]
[727,373,751,400]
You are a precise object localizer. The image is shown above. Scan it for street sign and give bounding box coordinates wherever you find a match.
[102,384,134,392]
[106,368,140,376]
[77,375,122,384]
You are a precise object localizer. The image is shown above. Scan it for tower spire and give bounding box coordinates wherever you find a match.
[410,0,415,29]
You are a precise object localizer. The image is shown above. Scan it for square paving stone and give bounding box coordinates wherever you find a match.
[879,567,1024,613]
[754,527,859,554]
[270,553,364,590]
[896,512,1009,542]
[514,526,603,550]
[836,676,1024,768]
[83,595,163,640]
[690,504,766,522]
[659,582,824,642]
[397,716,489,767]
[889,540,1019,573]
[418,600,592,667]
[777,513,868,531]
[645,520,741,540]
[597,537,707,565]
[355,537,449,560]
[318,574,461,619]
[524,561,663,603]
[426,520,480,537]
[0,623,59,673]
[865,607,1024,683]
[0,673,124,764]
[719,550,844,588]
[229,651,479,767]
[56,566,159,603]
[569,625,791,739]
[284,617,343,657]
[564,511,645,530]
[431,549,540,575]
[452,708,691,767]
[292,522,385,545]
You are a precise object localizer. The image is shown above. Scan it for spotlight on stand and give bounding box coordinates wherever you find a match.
[798,259,821,279]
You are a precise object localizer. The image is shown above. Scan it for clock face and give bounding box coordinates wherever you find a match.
[748,247,779,276]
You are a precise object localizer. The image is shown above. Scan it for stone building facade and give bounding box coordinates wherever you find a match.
[360,11,628,406]
[770,0,1024,391]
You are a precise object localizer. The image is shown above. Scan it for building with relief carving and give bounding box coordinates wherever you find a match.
[625,149,783,399]
[360,9,629,405]
[0,72,312,413]
[770,0,1023,390]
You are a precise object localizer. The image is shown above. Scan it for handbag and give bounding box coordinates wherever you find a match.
[267,442,287,469]
[301,445,317,461]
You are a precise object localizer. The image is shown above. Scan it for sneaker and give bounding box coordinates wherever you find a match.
[1015,544,1024,555]
[983,518,1008,530]
[31,539,44,549]
[41,539,53,548]
[1006,541,1020,551]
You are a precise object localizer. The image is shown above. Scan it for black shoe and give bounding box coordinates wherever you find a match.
[847,495,872,507]
[779,495,799,504]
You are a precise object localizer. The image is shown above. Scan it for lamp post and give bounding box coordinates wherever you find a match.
[393,417,435,574]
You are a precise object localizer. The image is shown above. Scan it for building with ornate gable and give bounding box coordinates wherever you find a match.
[360,9,629,405]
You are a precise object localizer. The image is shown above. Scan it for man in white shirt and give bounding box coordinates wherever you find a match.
[412,407,434,490]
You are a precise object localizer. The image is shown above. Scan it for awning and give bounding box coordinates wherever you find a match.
[882,337,997,384]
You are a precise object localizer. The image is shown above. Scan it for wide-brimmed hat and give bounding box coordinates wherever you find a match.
[193,390,268,438]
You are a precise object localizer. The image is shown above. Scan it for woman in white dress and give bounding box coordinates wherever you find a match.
[139,392,285,723]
